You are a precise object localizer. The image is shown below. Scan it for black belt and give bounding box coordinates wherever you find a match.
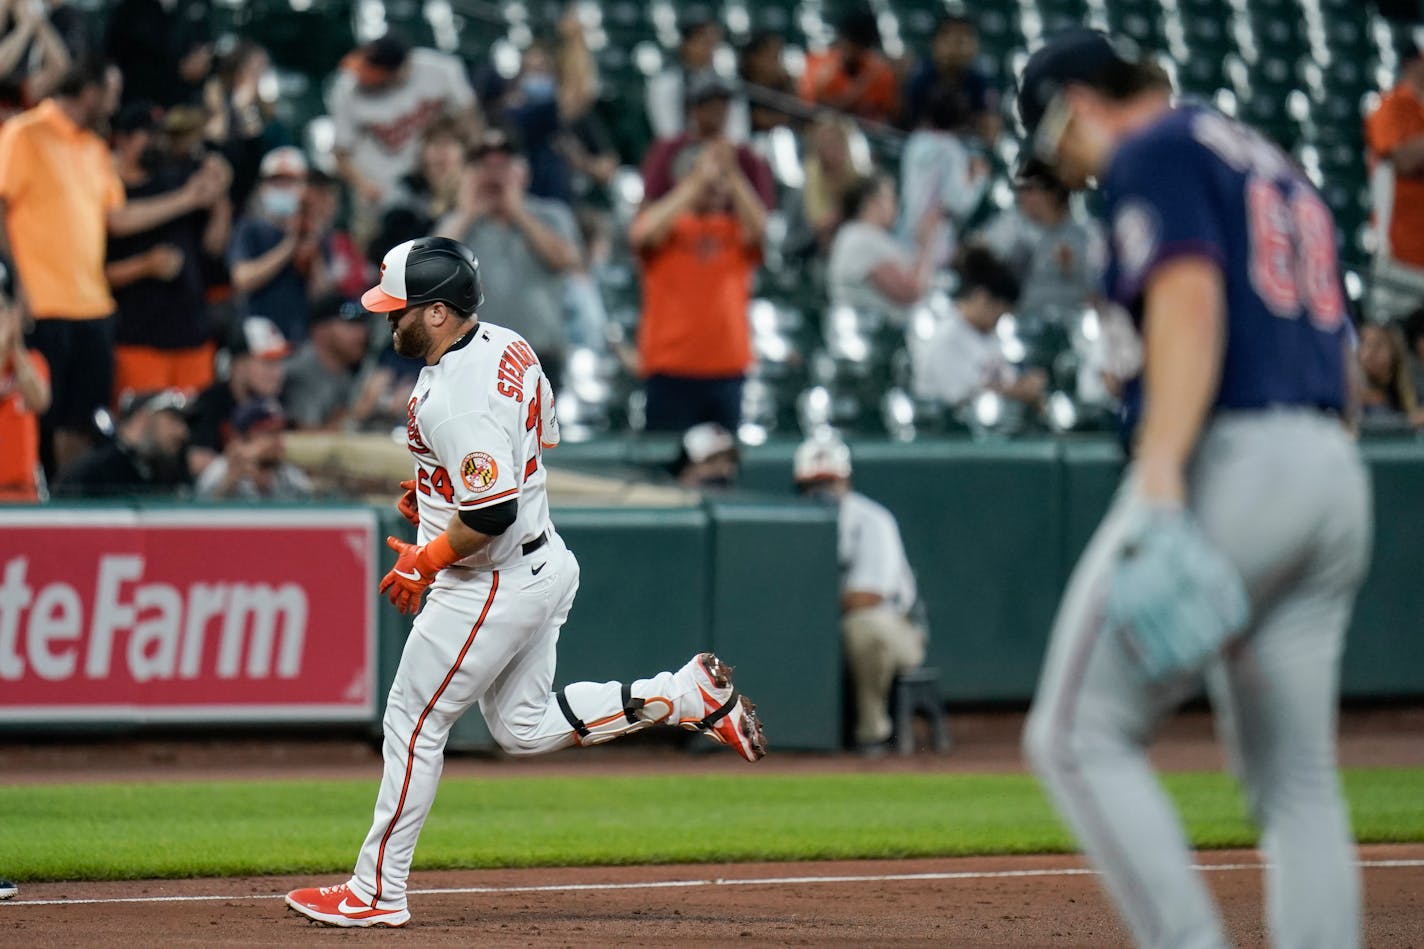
[522,531,549,557]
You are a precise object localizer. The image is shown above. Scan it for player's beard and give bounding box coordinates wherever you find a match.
[393,314,432,360]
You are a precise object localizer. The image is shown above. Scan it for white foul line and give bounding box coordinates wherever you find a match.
[4,859,1422,909]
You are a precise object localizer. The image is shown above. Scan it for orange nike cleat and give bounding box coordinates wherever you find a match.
[285,883,410,928]
[677,652,768,762]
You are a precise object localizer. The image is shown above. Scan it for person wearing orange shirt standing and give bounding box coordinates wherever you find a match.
[631,137,765,433]
[1365,41,1424,321]
[0,57,228,474]
[798,10,900,125]
[0,265,50,502]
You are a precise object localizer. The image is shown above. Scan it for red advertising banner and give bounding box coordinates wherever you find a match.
[0,509,377,723]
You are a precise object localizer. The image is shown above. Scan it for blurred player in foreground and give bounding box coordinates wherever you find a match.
[284,238,766,928]
[1017,30,1369,949]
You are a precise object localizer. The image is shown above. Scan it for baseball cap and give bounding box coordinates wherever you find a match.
[361,33,411,72]
[1017,29,1143,150]
[259,146,308,180]
[231,397,286,435]
[469,126,521,160]
[231,316,292,360]
[685,73,735,106]
[309,295,369,326]
[363,237,484,314]
[794,433,852,483]
[682,422,737,465]
[119,387,188,421]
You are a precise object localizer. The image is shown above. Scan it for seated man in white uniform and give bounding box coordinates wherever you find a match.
[794,433,924,751]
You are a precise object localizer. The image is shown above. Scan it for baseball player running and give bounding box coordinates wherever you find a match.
[286,237,767,928]
[1017,31,1370,949]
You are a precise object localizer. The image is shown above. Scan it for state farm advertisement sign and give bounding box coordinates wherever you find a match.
[0,509,377,723]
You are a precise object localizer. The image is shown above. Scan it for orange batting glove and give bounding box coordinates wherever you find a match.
[396,479,420,526]
[379,534,460,615]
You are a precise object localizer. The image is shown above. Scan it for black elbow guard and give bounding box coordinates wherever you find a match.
[459,498,518,535]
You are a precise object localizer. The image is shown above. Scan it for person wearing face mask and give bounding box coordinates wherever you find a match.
[106,100,233,400]
[229,146,335,342]
[195,397,311,500]
[793,432,924,754]
[0,57,228,475]
[495,12,596,206]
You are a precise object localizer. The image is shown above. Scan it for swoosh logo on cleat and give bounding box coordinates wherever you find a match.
[338,898,393,916]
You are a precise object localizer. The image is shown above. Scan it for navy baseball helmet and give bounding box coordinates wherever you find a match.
[362,237,484,315]
[1016,29,1142,142]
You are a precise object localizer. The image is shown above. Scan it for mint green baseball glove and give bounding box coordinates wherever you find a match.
[1105,505,1250,681]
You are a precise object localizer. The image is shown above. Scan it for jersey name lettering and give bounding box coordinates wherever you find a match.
[1191,111,1289,178]
[495,341,540,403]
[405,395,432,455]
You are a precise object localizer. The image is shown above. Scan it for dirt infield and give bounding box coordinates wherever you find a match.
[3,846,1423,947]
[3,708,1422,946]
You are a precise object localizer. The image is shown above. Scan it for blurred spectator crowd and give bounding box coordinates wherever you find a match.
[1,0,1422,504]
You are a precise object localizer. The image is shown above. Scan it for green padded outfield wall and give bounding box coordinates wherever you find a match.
[552,435,1424,704]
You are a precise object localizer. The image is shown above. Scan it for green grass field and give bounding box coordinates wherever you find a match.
[3,768,1421,882]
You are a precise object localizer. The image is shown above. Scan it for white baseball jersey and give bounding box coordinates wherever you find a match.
[329,48,475,200]
[911,304,1015,407]
[404,320,559,569]
[838,491,917,616]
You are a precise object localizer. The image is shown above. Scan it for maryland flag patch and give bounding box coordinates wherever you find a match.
[461,451,499,493]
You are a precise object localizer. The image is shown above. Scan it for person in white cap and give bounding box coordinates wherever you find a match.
[229,146,334,341]
[671,421,739,489]
[794,432,924,751]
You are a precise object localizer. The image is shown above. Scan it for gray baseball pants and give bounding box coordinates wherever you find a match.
[1024,409,1372,949]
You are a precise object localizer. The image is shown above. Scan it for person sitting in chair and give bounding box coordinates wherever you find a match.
[794,431,925,753]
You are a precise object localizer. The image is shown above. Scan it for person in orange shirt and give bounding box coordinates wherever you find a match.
[0,268,51,502]
[0,57,228,474]
[1365,41,1424,321]
[631,138,765,432]
[798,10,900,124]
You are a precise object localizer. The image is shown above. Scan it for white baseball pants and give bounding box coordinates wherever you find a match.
[345,532,701,909]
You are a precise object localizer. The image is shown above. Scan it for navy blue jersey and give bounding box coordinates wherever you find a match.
[1102,105,1349,428]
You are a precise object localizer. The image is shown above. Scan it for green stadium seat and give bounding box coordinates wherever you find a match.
[1034,0,1090,35]
[1179,54,1231,96]
[896,6,940,44]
